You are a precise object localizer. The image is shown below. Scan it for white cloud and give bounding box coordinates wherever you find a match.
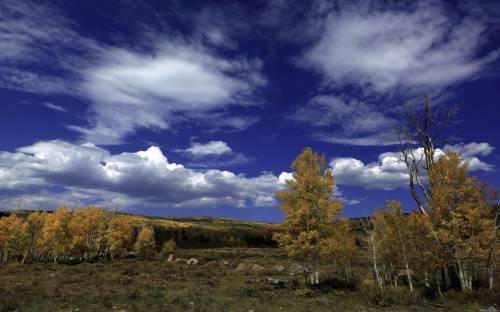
[330,143,494,190]
[291,95,398,146]
[74,42,265,144]
[0,140,286,210]
[43,102,67,112]
[183,141,232,157]
[446,142,494,158]
[0,1,266,145]
[303,1,500,94]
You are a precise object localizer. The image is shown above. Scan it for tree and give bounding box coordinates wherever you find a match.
[373,201,414,291]
[322,218,358,283]
[70,206,109,260]
[134,226,156,259]
[397,97,459,215]
[428,151,495,290]
[406,212,443,293]
[0,214,29,263]
[107,216,134,259]
[26,211,48,262]
[160,239,177,258]
[43,207,73,263]
[274,147,342,285]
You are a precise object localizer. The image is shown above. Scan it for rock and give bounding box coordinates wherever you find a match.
[203,260,218,267]
[251,264,265,273]
[219,260,230,268]
[174,258,188,264]
[272,265,285,272]
[289,263,307,274]
[318,296,329,306]
[125,251,137,259]
[235,263,247,271]
[187,258,198,265]
[266,277,288,288]
[167,254,176,263]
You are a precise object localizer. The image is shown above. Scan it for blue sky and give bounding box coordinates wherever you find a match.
[0,0,499,222]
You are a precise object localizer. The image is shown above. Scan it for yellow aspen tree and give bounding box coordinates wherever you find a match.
[406,212,443,294]
[0,216,8,262]
[70,206,109,260]
[0,214,29,263]
[107,216,134,259]
[384,201,414,292]
[27,211,48,261]
[274,147,342,286]
[134,226,156,259]
[43,207,73,263]
[428,150,494,291]
[322,218,358,283]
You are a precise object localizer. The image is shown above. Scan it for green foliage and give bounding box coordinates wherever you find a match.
[372,286,420,306]
[161,239,177,257]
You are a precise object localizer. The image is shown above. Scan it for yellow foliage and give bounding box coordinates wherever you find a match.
[274,147,342,283]
[134,226,156,259]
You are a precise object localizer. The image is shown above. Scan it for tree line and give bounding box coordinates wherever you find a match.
[0,206,156,263]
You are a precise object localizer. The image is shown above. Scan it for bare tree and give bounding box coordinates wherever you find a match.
[396,97,460,214]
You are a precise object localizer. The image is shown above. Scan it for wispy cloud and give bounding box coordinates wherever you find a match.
[0,1,267,145]
[302,1,500,95]
[43,102,67,113]
[183,141,232,157]
[291,0,500,146]
[290,95,398,146]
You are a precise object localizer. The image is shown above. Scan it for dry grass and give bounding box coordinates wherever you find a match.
[1,248,498,312]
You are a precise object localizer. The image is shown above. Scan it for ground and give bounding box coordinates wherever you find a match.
[0,248,498,312]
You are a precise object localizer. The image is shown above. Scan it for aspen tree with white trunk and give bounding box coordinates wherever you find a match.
[274,147,342,286]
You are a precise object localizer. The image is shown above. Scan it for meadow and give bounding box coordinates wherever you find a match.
[1,238,499,311]
[0,247,498,312]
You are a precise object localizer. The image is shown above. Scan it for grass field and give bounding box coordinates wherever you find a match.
[1,247,498,312]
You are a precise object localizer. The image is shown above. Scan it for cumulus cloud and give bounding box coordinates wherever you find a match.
[0,140,289,210]
[303,1,500,94]
[330,143,494,190]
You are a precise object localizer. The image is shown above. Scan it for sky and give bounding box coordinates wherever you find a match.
[0,0,499,222]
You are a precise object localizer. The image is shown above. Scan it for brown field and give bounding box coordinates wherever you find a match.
[1,247,499,312]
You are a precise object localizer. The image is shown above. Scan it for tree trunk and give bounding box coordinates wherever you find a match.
[456,260,472,291]
[435,273,443,297]
[370,232,383,290]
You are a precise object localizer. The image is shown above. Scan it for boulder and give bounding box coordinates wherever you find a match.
[219,260,230,269]
[174,258,188,264]
[250,264,265,273]
[167,254,176,263]
[203,260,218,267]
[289,263,307,275]
[272,265,285,272]
[187,258,198,265]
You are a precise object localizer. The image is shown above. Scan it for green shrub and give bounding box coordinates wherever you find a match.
[160,239,177,258]
[372,286,420,306]
[294,288,315,298]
